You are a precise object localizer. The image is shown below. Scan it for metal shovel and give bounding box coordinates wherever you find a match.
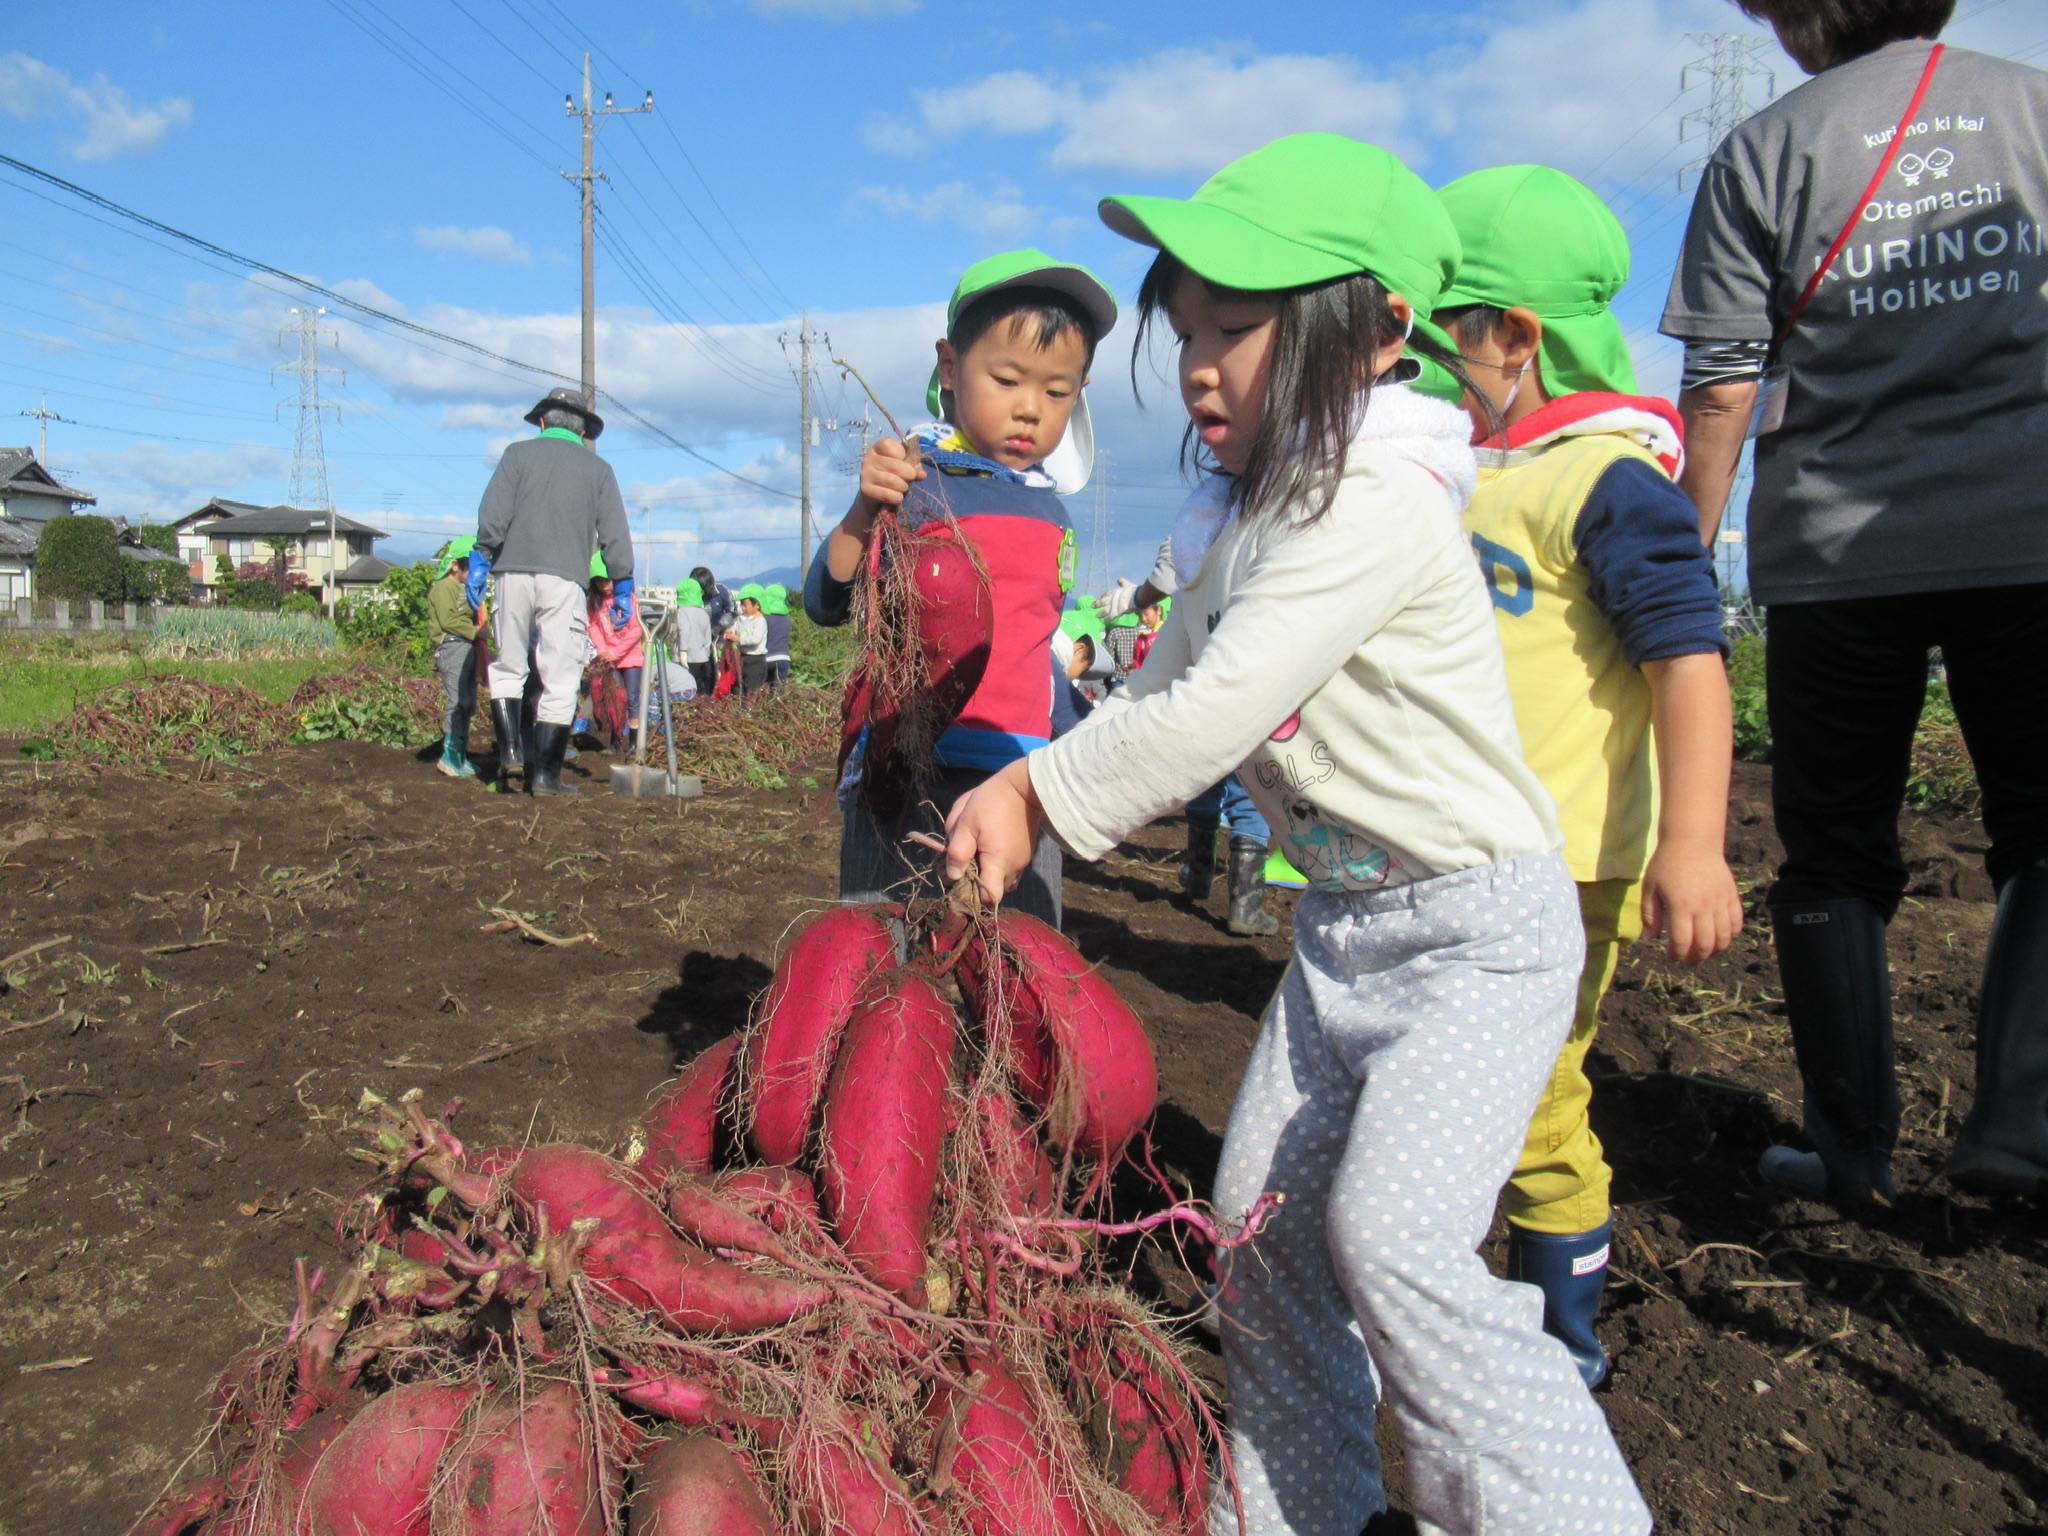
[610,638,700,798]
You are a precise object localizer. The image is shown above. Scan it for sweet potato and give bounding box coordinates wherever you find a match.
[713,1167,821,1232]
[816,969,957,1303]
[628,1433,781,1536]
[940,1351,1093,1536]
[1069,1336,1206,1533]
[305,1380,473,1536]
[745,907,898,1165]
[782,1411,927,1536]
[511,1145,829,1333]
[639,1037,739,1182]
[977,1092,1056,1219]
[437,1382,606,1536]
[958,913,1157,1161]
[668,1174,803,1268]
[277,1402,356,1536]
[595,1365,741,1429]
[144,1475,225,1536]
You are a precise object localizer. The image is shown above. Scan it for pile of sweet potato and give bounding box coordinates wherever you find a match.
[146,901,1254,1536]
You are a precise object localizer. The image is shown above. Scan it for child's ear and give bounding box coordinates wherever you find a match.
[1503,307,1545,371]
[935,338,959,394]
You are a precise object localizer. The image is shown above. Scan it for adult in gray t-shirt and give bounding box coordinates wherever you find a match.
[1663,8,2048,1217]
[1665,36,2048,603]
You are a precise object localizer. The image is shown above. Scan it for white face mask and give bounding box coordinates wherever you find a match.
[1502,358,1532,417]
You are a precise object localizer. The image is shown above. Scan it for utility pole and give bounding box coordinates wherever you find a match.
[1679,33,1776,187]
[275,308,345,610]
[563,55,653,424]
[779,312,827,577]
[19,395,70,468]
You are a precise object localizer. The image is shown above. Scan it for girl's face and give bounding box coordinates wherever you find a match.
[1166,272,1280,477]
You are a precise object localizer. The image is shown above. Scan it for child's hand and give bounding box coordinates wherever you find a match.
[857,437,924,516]
[943,757,1043,910]
[1640,837,1744,966]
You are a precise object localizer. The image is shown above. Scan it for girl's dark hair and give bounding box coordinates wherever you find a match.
[1133,251,1496,528]
[949,286,1100,368]
[1734,0,1953,66]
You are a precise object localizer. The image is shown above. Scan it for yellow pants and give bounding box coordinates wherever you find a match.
[1504,878,1641,1235]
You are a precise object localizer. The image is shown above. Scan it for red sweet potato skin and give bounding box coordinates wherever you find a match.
[438,1381,606,1536]
[783,1416,927,1536]
[628,1433,781,1536]
[959,913,1157,1161]
[304,1380,473,1536]
[942,1352,1093,1536]
[278,1403,355,1536]
[639,1037,739,1182]
[816,970,957,1303]
[1069,1339,1205,1533]
[745,907,897,1165]
[511,1145,829,1333]
[977,1092,1055,1219]
[713,1167,820,1228]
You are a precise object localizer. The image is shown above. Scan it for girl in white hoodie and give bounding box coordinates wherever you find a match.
[944,135,1651,1536]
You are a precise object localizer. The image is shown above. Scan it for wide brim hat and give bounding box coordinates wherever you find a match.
[1427,165,1636,400]
[1099,133,1462,357]
[524,386,605,439]
[925,249,1119,497]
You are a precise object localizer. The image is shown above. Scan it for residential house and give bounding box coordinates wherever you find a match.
[0,449,97,600]
[0,448,96,524]
[170,500,386,601]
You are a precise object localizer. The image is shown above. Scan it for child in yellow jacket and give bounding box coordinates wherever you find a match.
[1431,165,1745,1386]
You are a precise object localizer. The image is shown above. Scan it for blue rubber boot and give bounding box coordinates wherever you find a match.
[1505,1220,1612,1388]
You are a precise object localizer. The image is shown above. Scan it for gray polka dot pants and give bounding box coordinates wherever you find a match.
[1209,855,1651,1536]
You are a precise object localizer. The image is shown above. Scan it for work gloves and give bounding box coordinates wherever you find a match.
[466,551,493,608]
[1094,578,1136,621]
[611,577,635,627]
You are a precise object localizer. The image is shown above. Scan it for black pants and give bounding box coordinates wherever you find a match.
[839,766,1063,930]
[740,655,770,696]
[1767,583,2048,916]
[688,661,715,698]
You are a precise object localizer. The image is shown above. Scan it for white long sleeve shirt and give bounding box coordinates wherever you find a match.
[1032,386,1561,893]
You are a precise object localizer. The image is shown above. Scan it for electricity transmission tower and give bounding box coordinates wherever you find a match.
[275,307,344,606]
[779,312,828,578]
[563,54,653,410]
[1679,33,1776,186]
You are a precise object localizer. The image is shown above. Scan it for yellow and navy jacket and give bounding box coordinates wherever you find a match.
[1463,392,1725,883]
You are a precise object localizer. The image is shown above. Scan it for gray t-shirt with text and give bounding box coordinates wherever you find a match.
[1661,40,2048,605]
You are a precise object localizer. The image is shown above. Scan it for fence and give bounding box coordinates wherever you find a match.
[0,598,160,632]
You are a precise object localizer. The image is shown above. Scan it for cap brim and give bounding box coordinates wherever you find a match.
[1100,196,1361,293]
[1042,392,1094,496]
[954,263,1118,339]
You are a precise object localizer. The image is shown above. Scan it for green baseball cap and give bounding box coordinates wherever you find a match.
[759,584,790,616]
[1429,165,1636,400]
[737,582,766,604]
[434,535,476,578]
[677,578,704,607]
[1099,133,1462,352]
[590,550,609,580]
[924,249,1118,497]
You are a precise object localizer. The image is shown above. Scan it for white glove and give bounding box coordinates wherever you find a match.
[1094,578,1136,621]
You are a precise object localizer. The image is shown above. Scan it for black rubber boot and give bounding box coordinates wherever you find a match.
[1949,860,2048,1195]
[1505,1220,1612,1388]
[490,698,524,775]
[528,722,579,796]
[1760,898,1898,1216]
[1226,837,1280,937]
[1178,814,1220,899]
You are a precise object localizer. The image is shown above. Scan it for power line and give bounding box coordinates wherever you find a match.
[0,149,796,498]
[1679,34,1776,187]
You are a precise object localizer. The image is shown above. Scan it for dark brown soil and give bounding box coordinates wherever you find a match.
[0,747,2036,1533]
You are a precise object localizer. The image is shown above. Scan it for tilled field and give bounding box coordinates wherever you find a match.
[0,743,2035,1534]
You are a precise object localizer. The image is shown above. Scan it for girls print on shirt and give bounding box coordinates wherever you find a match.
[1279,797,1395,891]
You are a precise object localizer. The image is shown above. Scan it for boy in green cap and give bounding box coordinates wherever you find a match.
[804,248,1116,928]
[760,584,793,690]
[426,538,481,780]
[943,134,1649,1536]
[1432,164,1742,1386]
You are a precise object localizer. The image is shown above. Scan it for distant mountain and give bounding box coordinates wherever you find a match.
[739,565,803,590]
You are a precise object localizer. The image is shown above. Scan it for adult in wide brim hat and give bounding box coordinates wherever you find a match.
[523,387,605,440]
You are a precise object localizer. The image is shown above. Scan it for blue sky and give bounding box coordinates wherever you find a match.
[3,0,2042,587]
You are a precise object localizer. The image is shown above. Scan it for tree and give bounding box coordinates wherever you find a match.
[335,559,439,659]
[263,535,293,601]
[134,523,179,557]
[37,515,125,603]
[122,554,191,606]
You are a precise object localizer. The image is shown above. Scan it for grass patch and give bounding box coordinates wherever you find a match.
[0,656,337,734]
[146,607,340,659]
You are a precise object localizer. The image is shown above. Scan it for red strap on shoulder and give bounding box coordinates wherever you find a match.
[1773,42,1944,355]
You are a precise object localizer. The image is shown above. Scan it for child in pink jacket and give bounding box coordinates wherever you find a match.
[588,574,645,723]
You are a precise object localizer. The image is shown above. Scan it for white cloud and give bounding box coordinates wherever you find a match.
[0,52,192,160]
[748,0,916,15]
[850,182,1042,238]
[72,441,286,524]
[874,46,1411,174]
[415,225,533,265]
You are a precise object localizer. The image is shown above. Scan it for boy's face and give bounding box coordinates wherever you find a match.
[1451,305,1546,440]
[741,598,761,615]
[1138,603,1164,630]
[935,316,1090,473]
[1066,636,1093,680]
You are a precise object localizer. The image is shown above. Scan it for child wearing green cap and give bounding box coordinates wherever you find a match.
[803,248,1117,929]
[760,584,793,690]
[1432,165,1742,1391]
[726,586,769,697]
[944,134,1649,1536]
[426,541,482,780]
